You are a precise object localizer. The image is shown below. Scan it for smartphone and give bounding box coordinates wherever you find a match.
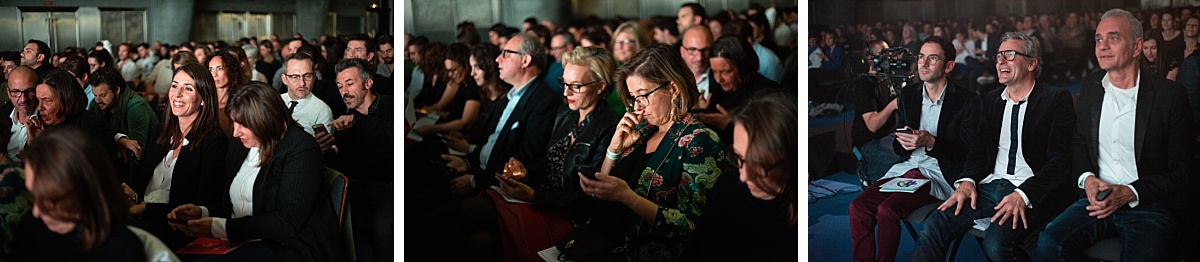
[575,166,597,180]
[167,218,189,225]
[312,123,327,135]
[895,128,913,134]
[28,110,39,121]
[1095,189,1113,201]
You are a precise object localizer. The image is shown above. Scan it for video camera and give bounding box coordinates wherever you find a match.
[868,47,914,78]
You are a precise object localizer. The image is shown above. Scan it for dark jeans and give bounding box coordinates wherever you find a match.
[351,179,394,262]
[1033,198,1175,262]
[911,179,1044,262]
[849,169,939,262]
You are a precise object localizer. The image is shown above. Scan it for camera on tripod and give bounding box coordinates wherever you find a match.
[869,47,914,77]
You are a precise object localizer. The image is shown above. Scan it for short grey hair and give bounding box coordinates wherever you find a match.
[515,32,547,71]
[1101,8,1144,49]
[999,32,1043,77]
[241,44,259,61]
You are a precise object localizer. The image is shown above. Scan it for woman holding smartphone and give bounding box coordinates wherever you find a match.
[578,44,732,261]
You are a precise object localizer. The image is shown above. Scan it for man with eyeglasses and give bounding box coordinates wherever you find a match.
[544,32,576,95]
[1035,9,1196,260]
[679,26,722,112]
[279,52,333,141]
[0,66,36,161]
[848,36,980,262]
[912,32,1077,261]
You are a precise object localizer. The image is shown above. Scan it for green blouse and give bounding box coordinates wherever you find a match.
[614,113,732,261]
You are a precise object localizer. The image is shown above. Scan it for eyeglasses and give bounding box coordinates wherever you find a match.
[284,73,316,82]
[682,46,709,56]
[916,54,942,63]
[7,87,33,98]
[501,49,523,58]
[558,78,601,93]
[995,50,1033,61]
[614,39,636,46]
[627,81,670,108]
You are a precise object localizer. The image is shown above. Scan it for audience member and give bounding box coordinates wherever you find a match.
[697,36,779,143]
[411,43,480,137]
[1,66,36,162]
[21,40,52,77]
[851,40,901,185]
[206,51,246,139]
[88,67,159,160]
[1142,31,1179,79]
[0,115,29,260]
[28,71,119,175]
[279,52,333,138]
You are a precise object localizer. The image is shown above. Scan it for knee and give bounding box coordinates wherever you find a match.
[848,197,872,218]
[981,234,1014,261]
[875,203,905,222]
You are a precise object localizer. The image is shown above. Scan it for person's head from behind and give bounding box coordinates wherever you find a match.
[88,67,125,111]
[916,36,957,84]
[560,46,616,112]
[614,44,697,126]
[59,55,89,88]
[241,44,260,65]
[335,58,376,114]
[469,44,502,87]
[580,31,610,49]
[23,127,128,249]
[282,52,317,100]
[206,51,245,91]
[37,70,87,126]
[7,66,37,117]
[730,88,797,220]
[709,36,758,92]
[1096,9,1144,72]
[226,82,298,165]
[171,51,199,71]
[680,26,715,78]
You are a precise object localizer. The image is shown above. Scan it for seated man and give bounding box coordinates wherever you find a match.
[278,52,333,137]
[88,67,160,154]
[848,36,980,262]
[1034,9,1195,261]
[911,32,1076,261]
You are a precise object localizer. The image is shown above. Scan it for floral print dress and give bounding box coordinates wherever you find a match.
[0,163,29,259]
[612,113,732,261]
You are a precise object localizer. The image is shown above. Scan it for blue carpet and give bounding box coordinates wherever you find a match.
[808,172,985,261]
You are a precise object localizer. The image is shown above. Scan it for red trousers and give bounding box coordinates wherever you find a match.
[848,168,938,262]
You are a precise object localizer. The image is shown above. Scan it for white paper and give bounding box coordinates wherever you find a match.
[490,186,532,204]
[406,114,441,142]
[538,246,570,262]
[973,218,991,231]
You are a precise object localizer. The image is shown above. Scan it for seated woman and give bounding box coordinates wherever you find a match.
[462,46,621,261]
[578,44,732,261]
[126,63,228,249]
[0,115,31,260]
[412,42,481,137]
[681,88,798,261]
[12,127,145,261]
[168,82,341,261]
[1142,31,1180,80]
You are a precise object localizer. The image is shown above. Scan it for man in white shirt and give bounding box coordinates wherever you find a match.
[278,53,333,143]
[1034,9,1195,261]
[912,32,1076,261]
[2,66,36,161]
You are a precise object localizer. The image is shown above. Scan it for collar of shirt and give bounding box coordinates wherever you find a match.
[1000,83,1035,103]
[922,82,948,106]
[1101,70,1142,94]
[282,92,314,104]
[506,77,535,102]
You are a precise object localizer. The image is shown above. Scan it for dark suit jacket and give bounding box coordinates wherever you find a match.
[218,127,342,262]
[130,129,227,218]
[961,83,1076,208]
[893,82,980,182]
[1073,71,1195,217]
[468,75,562,188]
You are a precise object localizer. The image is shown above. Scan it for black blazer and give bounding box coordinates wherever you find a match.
[1073,71,1195,215]
[961,84,1076,207]
[468,75,562,188]
[893,82,980,182]
[130,128,228,217]
[218,126,342,262]
[530,101,618,222]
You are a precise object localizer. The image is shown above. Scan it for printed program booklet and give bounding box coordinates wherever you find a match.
[878,177,930,193]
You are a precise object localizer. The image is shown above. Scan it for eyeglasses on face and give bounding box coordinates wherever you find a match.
[627,81,670,108]
[916,54,943,63]
[683,46,709,56]
[284,73,316,82]
[501,49,523,58]
[614,39,636,46]
[995,50,1033,61]
[558,78,601,93]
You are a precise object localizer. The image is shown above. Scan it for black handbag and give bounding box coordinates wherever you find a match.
[555,223,627,262]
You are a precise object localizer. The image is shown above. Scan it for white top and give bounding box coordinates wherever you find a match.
[1078,72,1143,208]
[119,59,141,83]
[147,60,173,95]
[696,70,711,100]
[281,93,334,135]
[809,47,824,69]
[144,139,189,204]
[251,70,268,83]
[210,147,262,240]
[957,85,1036,208]
[881,84,951,200]
[7,110,26,162]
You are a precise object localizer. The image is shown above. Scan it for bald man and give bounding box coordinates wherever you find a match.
[680,26,723,112]
[2,66,38,160]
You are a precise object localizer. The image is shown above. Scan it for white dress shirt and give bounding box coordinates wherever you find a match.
[1077,73,1143,208]
[281,93,334,135]
[211,147,262,240]
[696,70,711,100]
[7,110,26,162]
[144,139,189,204]
[881,84,951,200]
[956,85,1036,207]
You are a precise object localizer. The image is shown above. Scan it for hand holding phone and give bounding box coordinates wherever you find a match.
[168,217,189,225]
[575,166,597,180]
[1095,188,1113,201]
[896,128,913,134]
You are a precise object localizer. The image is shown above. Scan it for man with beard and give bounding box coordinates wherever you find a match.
[329,58,394,262]
[88,67,159,155]
[376,35,394,78]
[1,66,37,161]
[344,34,393,96]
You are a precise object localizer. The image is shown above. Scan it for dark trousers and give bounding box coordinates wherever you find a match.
[1033,198,1175,262]
[351,179,394,262]
[849,169,939,262]
[910,179,1045,262]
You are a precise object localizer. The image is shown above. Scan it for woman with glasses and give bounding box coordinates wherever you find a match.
[124,63,228,249]
[468,46,621,261]
[206,51,247,139]
[578,44,732,261]
[611,22,654,66]
[412,43,481,137]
